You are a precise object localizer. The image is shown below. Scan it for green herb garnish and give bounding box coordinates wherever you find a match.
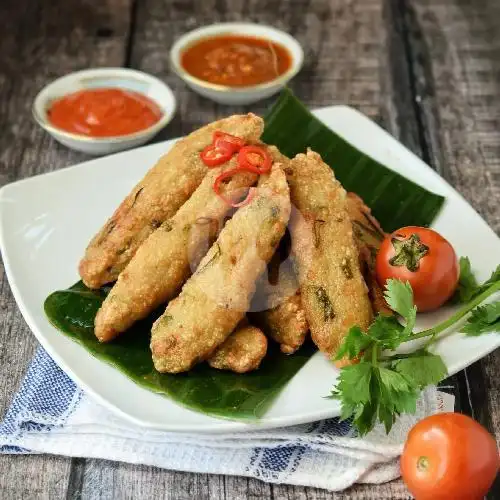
[332,263,500,435]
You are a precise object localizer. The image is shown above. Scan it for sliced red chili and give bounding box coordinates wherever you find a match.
[200,143,233,167]
[213,168,256,207]
[237,145,272,174]
[213,131,246,154]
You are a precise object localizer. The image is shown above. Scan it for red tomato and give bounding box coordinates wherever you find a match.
[375,226,459,312]
[401,413,499,500]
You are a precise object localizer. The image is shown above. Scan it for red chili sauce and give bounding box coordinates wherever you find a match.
[47,88,163,137]
[180,34,292,87]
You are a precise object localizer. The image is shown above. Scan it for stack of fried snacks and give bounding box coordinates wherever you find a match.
[80,115,387,374]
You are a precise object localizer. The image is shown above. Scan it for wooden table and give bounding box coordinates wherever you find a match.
[1,0,499,498]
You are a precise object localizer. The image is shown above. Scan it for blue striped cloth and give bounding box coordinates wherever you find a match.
[0,348,448,491]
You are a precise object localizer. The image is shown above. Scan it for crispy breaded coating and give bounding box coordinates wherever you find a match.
[94,158,257,342]
[249,260,308,354]
[150,165,291,373]
[251,292,308,354]
[248,145,309,353]
[346,192,392,316]
[287,150,372,357]
[208,325,268,373]
[79,113,264,289]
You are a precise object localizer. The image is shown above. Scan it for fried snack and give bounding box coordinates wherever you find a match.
[94,159,257,342]
[286,149,372,357]
[249,259,308,354]
[79,113,264,289]
[208,324,268,373]
[150,165,291,373]
[247,145,308,353]
[346,192,392,316]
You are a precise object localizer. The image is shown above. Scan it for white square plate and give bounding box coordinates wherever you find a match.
[1,106,499,433]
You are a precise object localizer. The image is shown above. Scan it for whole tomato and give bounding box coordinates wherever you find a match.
[376,226,459,311]
[401,413,499,500]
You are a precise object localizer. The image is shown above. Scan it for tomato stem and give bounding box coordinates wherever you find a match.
[389,233,429,272]
[417,456,429,472]
[402,281,500,343]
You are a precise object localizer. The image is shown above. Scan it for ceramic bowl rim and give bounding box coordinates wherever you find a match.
[169,22,304,93]
[32,67,177,144]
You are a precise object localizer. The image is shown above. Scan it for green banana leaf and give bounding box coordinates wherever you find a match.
[44,90,445,420]
[44,282,316,419]
[262,89,445,231]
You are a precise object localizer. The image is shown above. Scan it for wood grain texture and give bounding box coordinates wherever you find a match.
[78,0,400,498]
[408,1,500,497]
[1,0,500,498]
[0,0,132,498]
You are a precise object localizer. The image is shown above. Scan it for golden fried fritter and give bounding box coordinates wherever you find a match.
[287,150,372,357]
[79,113,264,289]
[249,259,308,354]
[246,145,308,354]
[208,325,268,373]
[346,192,392,316]
[150,164,291,373]
[94,158,257,342]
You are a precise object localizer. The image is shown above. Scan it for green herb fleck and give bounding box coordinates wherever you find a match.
[340,257,353,279]
[313,286,335,321]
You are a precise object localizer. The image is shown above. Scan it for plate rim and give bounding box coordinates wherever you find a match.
[1,104,500,433]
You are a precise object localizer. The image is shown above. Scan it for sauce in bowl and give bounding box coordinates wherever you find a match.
[180,34,292,87]
[47,88,163,138]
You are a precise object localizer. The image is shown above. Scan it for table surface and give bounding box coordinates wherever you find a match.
[1,0,500,498]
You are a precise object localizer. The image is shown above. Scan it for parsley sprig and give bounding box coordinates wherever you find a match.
[331,260,500,436]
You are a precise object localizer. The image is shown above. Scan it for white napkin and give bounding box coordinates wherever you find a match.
[0,348,454,491]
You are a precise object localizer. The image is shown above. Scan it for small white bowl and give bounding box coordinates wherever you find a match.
[33,68,177,155]
[170,23,304,105]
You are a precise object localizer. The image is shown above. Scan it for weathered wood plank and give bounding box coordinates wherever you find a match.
[0,0,132,498]
[2,0,499,498]
[406,1,500,498]
[77,0,396,498]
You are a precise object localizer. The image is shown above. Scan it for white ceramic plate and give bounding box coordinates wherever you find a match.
[1,106,499,433]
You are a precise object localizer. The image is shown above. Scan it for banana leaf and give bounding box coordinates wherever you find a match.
[44,281,316,419]
[44,90,445,420]
[262,89,445,231]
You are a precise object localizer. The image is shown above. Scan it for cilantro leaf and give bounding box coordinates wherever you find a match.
[453,261,500,304]
[333,361,421,436]
[391,351,448,388]
[334,326,373,361]
[461,302,500,336]
[354,399,378,436]
[477,265,500,296]
[384,279,417,335]
[452,257,478,304]
[377,367,418,410]
[384,279,413,317]
[367,314,405,350]
[335,362,373,405]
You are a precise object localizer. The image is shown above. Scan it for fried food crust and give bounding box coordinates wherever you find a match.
[94,158,257,342]
[287,149,372,357]
[249,262,308,354]
[346,192,392,316]
[150,165,290,373]
[248,146,309,354]
[208,325,268,373]
[79,113,264,289]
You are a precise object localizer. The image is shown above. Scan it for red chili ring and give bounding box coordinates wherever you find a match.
[200,143,233,167]
[213,131,246,154]
[237,145,272,174]
[213,168,256,207]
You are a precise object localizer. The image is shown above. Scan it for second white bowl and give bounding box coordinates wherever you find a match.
[170,23,304,105]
